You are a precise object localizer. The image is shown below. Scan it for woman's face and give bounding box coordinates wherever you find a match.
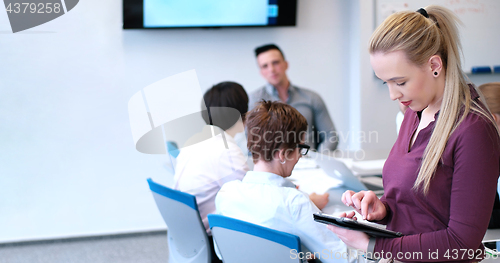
[370,50,443,112]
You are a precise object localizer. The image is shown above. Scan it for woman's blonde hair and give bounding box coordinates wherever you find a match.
[370,5,496,194]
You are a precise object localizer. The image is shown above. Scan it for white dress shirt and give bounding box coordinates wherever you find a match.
[173,126,249,234]
[215,171,350,263]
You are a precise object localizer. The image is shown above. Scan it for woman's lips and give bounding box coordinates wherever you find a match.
[401,101,412,106]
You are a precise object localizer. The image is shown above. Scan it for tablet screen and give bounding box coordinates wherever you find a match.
[313,213,403,238]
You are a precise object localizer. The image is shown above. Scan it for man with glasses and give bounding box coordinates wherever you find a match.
[216,101,348,263]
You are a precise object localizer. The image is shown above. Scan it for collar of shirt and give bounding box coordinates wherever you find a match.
[205,124,238,144]
[242,171,296,188]
[264,83,297,103]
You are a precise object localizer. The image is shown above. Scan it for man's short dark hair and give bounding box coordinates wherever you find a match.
[254,44,285,60]
[201,81,249,131]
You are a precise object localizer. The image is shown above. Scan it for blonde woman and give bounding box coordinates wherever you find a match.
[328,6,500,262]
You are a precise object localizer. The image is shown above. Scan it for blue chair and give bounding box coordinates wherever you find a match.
[208,214,304,263]
[147,178,211,263]
[166,141,180,158]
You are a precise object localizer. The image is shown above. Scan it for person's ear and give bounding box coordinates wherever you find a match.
[283,147,294,160]
[278,149,287,164]
[493,113,500,126]
[275,148,285,163]
[429,55,443,77]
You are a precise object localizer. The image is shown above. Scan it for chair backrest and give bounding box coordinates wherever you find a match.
[208,214,303,263]
[147,178,210,263]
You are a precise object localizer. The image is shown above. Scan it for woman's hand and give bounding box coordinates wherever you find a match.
[327,211,369,252]
[310,192,329,210]
[342,190,387,221]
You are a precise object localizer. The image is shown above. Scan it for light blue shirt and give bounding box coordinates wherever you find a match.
[215,171,350,262]
[248,83,338,152]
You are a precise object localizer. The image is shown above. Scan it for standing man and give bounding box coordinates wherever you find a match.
[248,43,338,151]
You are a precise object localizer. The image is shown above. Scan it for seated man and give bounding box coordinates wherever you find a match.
[173,81,250,263]
[216,101,349,263]
[249,43,338,152]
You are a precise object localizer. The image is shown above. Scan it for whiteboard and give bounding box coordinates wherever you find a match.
[375,0,500,73]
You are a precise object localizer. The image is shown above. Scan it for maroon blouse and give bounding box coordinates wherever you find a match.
[375,87,500,262]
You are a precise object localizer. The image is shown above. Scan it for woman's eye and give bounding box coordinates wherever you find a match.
[396,82,406,86]
[382,81,387,85]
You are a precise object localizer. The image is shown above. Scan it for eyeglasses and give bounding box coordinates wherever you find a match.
[297,144,310,155]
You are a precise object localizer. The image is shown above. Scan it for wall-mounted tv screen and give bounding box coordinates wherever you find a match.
[123,0,297,29]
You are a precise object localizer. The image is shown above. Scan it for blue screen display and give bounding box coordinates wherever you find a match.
[144,0,277,27]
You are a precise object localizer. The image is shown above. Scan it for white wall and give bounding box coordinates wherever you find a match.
[0,0,354,242]
[358,0,399,158]
[123,0,353,140]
